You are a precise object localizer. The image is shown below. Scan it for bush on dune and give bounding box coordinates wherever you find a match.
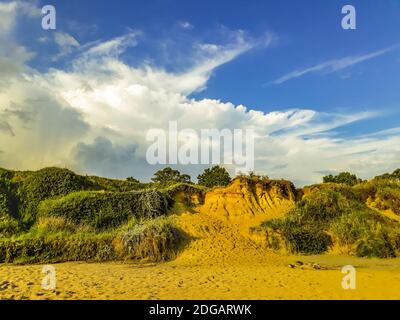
[87,175,147,192]
[0,233,116,264]
[261,188,399,257]
[17,167,92,225]
[354,178,400,214]
[120,217,186,262]
[38,189,171,231]
[0,217,187,264]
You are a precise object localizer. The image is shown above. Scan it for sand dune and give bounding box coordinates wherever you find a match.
[1,178,400,300]
[2,208,400,300]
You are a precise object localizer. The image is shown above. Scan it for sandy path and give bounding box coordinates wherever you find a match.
[1,211,400,300]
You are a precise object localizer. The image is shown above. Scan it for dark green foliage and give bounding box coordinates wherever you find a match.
[151,167,191,185]
[87,175,146,192]
[294,190,350,224]
[355,236,395,258]
[0,217,187,264]
[262,187,400,257]
[126,177,140,184]
[18,167,91,223]
[330,209,395,257]
[0,169,18,219]
[323,172,362,186]
[0,234,116,264]
[284,226,332,254]
[120,217,186,261]
[197,165,231,188]
[375,168,400,181]
[38,190,171,230]
[0,217,21,237]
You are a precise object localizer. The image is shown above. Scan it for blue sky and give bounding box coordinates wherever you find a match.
[28,0,400,134]
[1,0,400,185]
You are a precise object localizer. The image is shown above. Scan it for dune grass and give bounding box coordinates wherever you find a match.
[259,186,400,258]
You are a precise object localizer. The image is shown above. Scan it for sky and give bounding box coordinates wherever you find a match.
[0,0,399,186]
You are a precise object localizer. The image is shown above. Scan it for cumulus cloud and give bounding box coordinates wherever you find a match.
[0,1,399,185]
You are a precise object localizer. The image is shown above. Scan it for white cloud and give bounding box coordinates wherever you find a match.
[179,21,193,30]
[270,46,396,85]
[54,32,80,48]
[52,32,80,60]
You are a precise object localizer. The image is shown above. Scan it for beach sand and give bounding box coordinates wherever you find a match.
[1,211,400,300]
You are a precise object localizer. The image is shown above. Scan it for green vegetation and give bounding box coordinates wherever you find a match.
[197,165,231,188]
[0,166,399,263]
[375,169,400,181]
[38,189,170,230]
[0,167,188,264]
[0,216,185,264]
[120,217,187,261]
[259,180,400,257]
[323,172,363,186]
[151,167,191,185]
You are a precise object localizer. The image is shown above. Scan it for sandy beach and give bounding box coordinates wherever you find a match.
[1,211,400,300]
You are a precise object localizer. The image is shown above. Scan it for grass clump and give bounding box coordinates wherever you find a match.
[120,217,186,262]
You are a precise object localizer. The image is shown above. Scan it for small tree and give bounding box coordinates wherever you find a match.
[151,167,191,185]
[375,169,400,181]
[323,172,362,186]
[197,166,231,188]
[126,177,140,184]
[392,169,400,180]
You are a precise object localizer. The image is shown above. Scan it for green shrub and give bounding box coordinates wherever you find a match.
[284,226,332,254]
[355,236,395,258]
[151,167,191,185]
[17,167,92,223]
[120,217,186,261]
[38,189,170,230]
[0,171,19,219]
[197,166,231,188]
[0,233,116,264]
[354,179,400,214]
[261,187,400,257]
[294,190,350,224]
[323,172,362,186]
[87,175,147,192]
[34,216,86,234]
[0,217,21,237]
[330,210,387,245]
